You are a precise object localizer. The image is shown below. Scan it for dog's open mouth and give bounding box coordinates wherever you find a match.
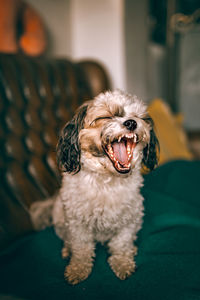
[104,133,138,173]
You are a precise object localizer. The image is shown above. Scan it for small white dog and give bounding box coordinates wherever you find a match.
[30,90,159,285]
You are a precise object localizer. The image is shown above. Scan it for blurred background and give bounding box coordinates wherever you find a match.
[26,0,200,126]
[1,0,200,155]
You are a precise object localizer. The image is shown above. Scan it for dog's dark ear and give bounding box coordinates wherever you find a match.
[56,103,88,174]
[142,117,159,171]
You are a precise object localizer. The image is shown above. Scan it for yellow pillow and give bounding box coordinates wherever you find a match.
[148,99,193,165]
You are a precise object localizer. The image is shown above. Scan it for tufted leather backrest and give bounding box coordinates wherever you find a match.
[0,54,110,249]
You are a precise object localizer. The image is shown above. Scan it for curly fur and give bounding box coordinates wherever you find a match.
[30,90,159,285]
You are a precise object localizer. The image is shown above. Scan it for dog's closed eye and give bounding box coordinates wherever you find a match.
[142,116,154,126]
[90,116,112,126]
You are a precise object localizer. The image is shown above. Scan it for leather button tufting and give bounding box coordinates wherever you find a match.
[0,53,110,249]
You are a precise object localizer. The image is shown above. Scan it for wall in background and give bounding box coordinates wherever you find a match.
[25,0,161,103]
[26,0,72,57]
[70,0,126,91]
[179,27,200,130]
[27,0,127,91]
[125,0,149,100]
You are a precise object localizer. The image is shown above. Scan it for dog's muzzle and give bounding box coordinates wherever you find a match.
[103,132,138,174]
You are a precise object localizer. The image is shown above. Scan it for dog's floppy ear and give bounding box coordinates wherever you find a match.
[142,117,159,171]
[56,103,88,174]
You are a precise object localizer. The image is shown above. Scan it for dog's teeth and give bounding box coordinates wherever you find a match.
[108,144,113,152]
[118,136,122,142]
[134,134,137,143]
[125,133,134,139]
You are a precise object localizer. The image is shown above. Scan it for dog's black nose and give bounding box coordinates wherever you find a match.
[123,119,137,131]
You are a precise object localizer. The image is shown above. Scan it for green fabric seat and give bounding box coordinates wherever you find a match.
[0,160,200,300]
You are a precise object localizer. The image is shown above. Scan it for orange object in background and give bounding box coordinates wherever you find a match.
[148,98,193,165]
[0,0,47,56]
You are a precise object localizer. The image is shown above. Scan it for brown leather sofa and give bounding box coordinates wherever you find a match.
[0,53,110,251]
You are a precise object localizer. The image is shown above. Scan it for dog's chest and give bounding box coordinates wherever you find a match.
[62,175,141,233]
[61,172,143,234]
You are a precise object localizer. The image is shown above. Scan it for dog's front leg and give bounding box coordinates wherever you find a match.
[108,226,138,280]
[65,225,95,285]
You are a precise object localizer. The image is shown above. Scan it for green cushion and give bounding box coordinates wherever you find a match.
[0,161,200,300]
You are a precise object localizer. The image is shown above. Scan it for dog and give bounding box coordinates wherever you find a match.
[30,90,159,285]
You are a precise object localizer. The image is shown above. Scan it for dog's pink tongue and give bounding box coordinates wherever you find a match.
[112,141,128,165]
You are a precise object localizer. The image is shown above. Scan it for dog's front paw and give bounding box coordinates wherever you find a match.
[65,260,93,285]
[108,254,136,280]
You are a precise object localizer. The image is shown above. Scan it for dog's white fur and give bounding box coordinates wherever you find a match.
[30,90,158,285]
